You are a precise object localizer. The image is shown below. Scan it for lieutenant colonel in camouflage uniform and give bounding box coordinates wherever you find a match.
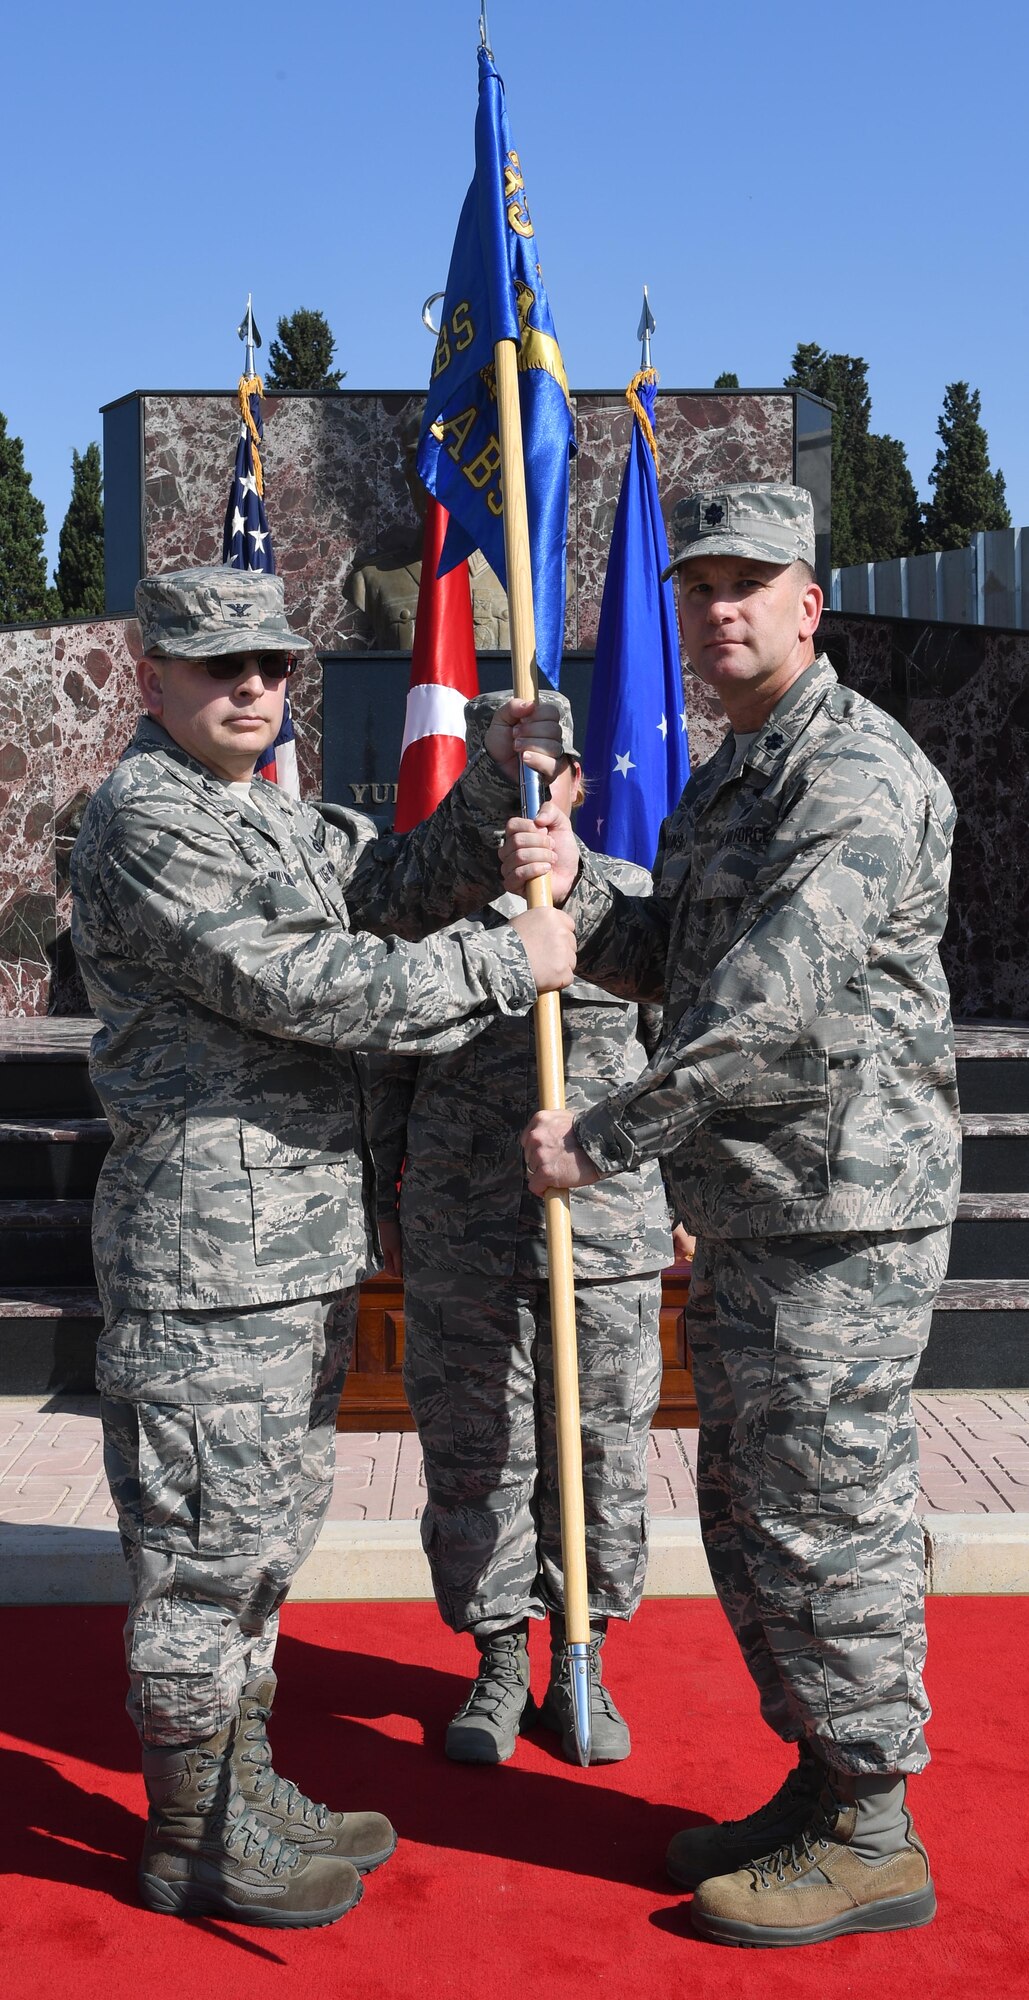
[369,691,676,1767]
[70,565,574,1930]
[505,485,960,1948]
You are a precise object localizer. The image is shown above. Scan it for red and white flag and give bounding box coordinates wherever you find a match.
[393,496,480,832]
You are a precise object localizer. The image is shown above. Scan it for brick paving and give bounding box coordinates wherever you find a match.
[1,1393,1027,1532]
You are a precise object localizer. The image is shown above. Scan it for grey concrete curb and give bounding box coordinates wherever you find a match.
[3,1513,1028,1605]
[923,1513,1029,1593]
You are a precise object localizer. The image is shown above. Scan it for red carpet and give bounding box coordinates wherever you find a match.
[2,1597,1027,2000]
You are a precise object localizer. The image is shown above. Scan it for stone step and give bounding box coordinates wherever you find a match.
[0,1289,102,1394]
[0,1119,110,1198]
[949,1193,1029,1283]
[0,1200,95,1285]
[0,1021,100,1119]
[917,1277,1029,1390]
[954,1026,1029,1114]
[2,1277,1026,1398]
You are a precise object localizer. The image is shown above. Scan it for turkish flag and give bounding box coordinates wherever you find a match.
[393,497,480,833]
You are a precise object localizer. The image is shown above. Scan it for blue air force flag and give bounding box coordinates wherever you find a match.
[418,44,575,686]
[577,372,690,866]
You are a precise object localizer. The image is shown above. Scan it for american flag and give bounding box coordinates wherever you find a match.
[222,372,300,797]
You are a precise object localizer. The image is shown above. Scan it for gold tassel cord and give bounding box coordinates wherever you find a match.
[625,366,659,472]
[237,374,265,498]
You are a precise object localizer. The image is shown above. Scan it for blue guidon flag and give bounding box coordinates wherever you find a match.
[417,43,575,687]
[222,374,299,796]
[577,370,690,866]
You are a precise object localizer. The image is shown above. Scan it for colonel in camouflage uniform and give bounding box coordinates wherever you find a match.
[369,692,676,1767]
[509,485,961,1948]
[69,565,574,1930]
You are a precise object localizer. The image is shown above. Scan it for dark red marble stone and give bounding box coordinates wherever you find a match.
[2,392,1023,1019]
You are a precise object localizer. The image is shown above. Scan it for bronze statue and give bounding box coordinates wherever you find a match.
[345,414,509,652]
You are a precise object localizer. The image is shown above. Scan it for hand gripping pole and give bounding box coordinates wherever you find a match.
[494,336,591,1766]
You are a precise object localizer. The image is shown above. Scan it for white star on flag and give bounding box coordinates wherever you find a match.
[613,750,636,778]
[657,714,668,740]
[231,507,246,540]
[248,526,269,555]
[679,706,688,732]
[238,470,259,499]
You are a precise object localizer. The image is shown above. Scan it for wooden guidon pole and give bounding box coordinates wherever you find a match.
[493,337,592,1764]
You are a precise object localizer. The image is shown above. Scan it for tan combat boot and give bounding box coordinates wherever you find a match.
[537,1615,630,1763]
[139,1719,363,1927]
[690,1772,936,1947]
[666,1741,825,1889]
[445,1623,531,1763]
[234,1673,396,1872]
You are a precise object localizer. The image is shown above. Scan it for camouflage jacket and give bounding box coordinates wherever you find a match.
[70,717,533,1315]
[367,866,672,1284]
[568,656,961,1240]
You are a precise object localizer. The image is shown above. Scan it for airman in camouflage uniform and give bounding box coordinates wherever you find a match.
[510,485,960,1946]
[70,565,573,1927]
[369,692,674,1766]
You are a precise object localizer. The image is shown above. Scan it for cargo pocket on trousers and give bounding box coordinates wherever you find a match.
[576,1297,645,1447]
[809,1581,912,1749]
[761,1304,922,1522]
[139,1672,223,1744]
[137,1399,261,1557]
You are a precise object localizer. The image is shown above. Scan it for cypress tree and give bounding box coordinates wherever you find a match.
[860,433,924,562]
[786,345,923,565]
[923,382,1010,551]
[265,308,345,391]
[714,371,740,389]
[55,442,105,616]
[0,410,57,622]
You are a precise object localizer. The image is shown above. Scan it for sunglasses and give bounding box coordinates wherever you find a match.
[204,652,298,683]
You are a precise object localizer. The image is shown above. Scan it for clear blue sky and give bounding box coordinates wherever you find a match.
[5,0,1027,575]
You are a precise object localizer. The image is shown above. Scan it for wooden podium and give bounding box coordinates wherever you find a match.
[337,1262,696,1430]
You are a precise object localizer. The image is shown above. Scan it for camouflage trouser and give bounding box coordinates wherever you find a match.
[687,1228,951,1776]
[97,1291,357,1747]
[403,1270,663,1637]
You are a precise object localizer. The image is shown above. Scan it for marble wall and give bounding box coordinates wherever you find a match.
[5,387,1025,1020]
[8,605,1026,1020]
[116,388,798,653]
[0,619,141,1015]
[100,384,800,852]
[820,612,1029,1021]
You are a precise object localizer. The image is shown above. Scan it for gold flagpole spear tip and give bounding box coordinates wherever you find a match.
[234,294,265,496]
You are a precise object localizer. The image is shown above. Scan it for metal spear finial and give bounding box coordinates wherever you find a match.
[479,3,491,53]
[237,293,262,379]
[637,284,656,370]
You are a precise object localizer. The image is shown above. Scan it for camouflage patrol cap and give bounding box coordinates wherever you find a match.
[464,687,580,763]
[662,482,815,579]
[135,565,314,661]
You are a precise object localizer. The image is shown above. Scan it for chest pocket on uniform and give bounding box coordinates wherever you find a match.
[239,1117,352,1266]
[698,809,779,903]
